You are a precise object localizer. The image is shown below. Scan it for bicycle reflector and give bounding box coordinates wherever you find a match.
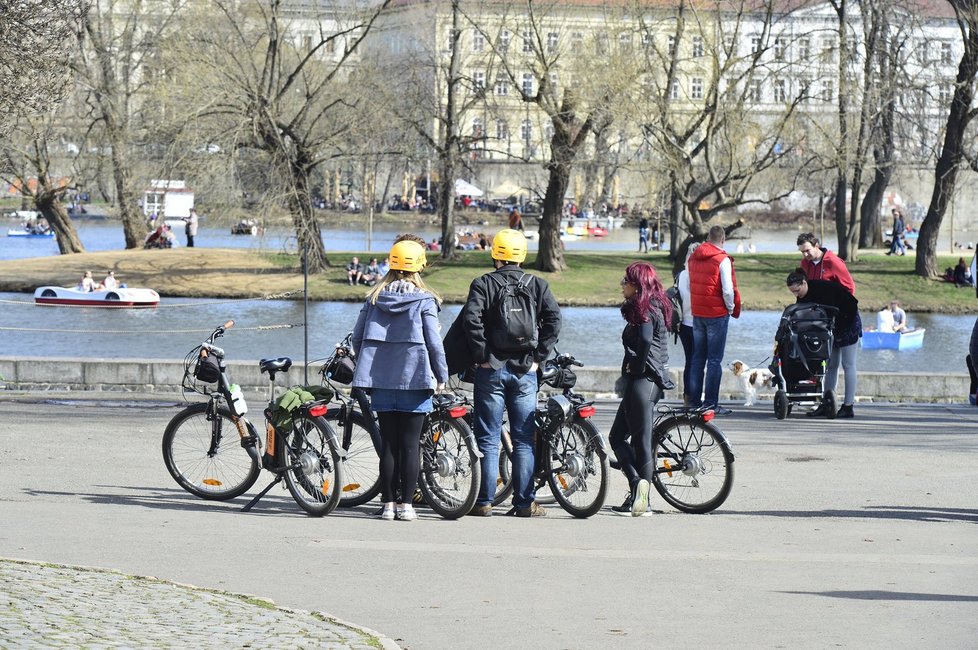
[576,405,596,418]
[702,410,715,422]
[308,404,328,417]
[448,405,468,418]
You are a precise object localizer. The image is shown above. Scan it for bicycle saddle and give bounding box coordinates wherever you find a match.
[259,357,293,376]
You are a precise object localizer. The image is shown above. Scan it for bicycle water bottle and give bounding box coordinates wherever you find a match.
[229,383,248,415]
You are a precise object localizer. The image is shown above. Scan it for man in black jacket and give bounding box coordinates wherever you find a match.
[460,229,561,517]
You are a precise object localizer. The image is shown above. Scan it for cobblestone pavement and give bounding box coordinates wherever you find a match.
[0,559,389,649]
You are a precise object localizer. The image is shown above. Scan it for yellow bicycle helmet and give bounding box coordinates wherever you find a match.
[388,240,427,272]
[491,229,527,263]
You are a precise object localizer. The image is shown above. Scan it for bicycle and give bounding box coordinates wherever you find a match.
[491,352,611,518]
[319,334,483,519]
[161,320,346,516]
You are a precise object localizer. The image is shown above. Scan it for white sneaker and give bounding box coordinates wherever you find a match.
[379,503,395,520]
[631,480,650,517]
[396,504,418,521]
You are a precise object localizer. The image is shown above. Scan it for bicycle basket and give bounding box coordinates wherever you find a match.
[193,353,221,384]
[549,367,577,390]
[323,354,356,384]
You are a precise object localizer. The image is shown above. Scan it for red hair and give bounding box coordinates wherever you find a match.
[620,261,672,326]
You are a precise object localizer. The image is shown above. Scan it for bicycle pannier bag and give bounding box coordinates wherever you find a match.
[488,273,538,353]
[324,355,356,384]
[193,353,221,383]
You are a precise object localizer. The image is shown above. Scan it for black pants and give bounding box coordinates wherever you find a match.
[377,411,424,503]
[186,233,195,247]
[609,375,663,487]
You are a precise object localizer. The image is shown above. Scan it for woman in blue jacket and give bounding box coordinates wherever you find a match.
[352,238,449,521]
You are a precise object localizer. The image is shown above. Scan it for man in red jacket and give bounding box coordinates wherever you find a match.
[796,232,855,295]
[687,225,742,415]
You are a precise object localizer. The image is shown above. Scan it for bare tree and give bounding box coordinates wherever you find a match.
[915,0,978,277]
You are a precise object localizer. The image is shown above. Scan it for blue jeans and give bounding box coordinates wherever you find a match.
[689,315,730,408]
[472,365,538,509]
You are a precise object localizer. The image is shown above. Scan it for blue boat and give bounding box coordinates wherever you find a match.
[861,328,926,350]
[7,229,54,238]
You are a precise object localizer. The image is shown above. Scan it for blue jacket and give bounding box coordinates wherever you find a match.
[351,281,449,390]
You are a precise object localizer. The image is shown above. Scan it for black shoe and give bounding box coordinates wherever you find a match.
[610,492,632,515]
[506,502,547,517]
[806,404,828,417]
[713,407,733,416]
[836,404,854,418]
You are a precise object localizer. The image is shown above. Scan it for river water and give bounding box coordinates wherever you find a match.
[1,293,973,375]
[2,217,975,374]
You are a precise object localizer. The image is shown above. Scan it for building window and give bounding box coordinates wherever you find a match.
[547,31,559,53]
[670,79,680,100]
[522,72,534,96]
[548,72,559,93]
[473,31,485,53]
[691,77,703,100]
[940,41,953,64]
[798,38,810,62]
[619,32,632,53]
[544,123,554,142]
[641,32,651,50]
[747,79,762,103]
[499,29,510,53]
[692,36,704,58]
[821,79,834,102]
[667,35,676,57]
[447,28,459,52]
[774,78,786,102]
[821,38,836,62]
[774,37,786,60]
[472,117,483,138]
[596,32,609,55]
[496,120,508,140]
[572,32,584,50]
[521,119,532,142]
[522,29,533,53]
[474,71,486,90]
[495,78,509,96]
[751,36,762,55]
[799,76,812,103]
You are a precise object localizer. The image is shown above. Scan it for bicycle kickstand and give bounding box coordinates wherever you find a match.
[241,474,284,512]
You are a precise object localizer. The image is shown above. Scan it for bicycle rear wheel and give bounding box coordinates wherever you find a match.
[544,419,609,518]
[418,415,481,519]
[162,402,260,500]
[651,418,734,514]
[279,414,344,517]
[324,407,381,507]
[492,441,555,507]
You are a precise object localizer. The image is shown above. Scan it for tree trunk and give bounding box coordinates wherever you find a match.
[916,2,978,277]
[834,175,848,259]
[106,126,144,249]
[536,161,569,272]
[35,191,84,254]
[287,162,329,271]
[860,161,891,248]
[438,156,457,260]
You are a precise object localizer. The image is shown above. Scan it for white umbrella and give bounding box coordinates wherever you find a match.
[454,179,483,197]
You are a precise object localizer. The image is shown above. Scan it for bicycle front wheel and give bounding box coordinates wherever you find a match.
[493,439,555,507]
[324,407,381,507]
[162,402,260,500]
[544,419,609,518]
[651,418,734,514]
[418,416,481,519]
[279,414,344,517]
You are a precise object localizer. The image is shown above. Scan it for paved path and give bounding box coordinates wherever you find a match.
[0,392,976,649]
[0,558,388,648]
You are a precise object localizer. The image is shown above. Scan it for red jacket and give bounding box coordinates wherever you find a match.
[688,243,742,318]
[801,248,855,295]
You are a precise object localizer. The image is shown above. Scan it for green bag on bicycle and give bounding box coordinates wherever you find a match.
[270,385,334,432]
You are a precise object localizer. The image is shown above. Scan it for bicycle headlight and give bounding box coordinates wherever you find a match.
[546,394,572,422]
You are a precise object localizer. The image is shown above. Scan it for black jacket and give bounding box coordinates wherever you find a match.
[459,264,562,375]
[621,304,670,388]
[796,279,862,345]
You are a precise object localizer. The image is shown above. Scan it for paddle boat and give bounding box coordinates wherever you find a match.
[231,220,261,235]
[33,286,160,308]
[861,328,925,350]
[7,228,54,238]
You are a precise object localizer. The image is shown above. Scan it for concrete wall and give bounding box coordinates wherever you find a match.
[0,356,969,403]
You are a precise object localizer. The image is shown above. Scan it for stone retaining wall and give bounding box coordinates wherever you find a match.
[0,356,969,403]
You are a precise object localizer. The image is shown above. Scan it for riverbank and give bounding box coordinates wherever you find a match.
[0,247,974,311]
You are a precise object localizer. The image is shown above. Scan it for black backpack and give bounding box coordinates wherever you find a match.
[665,285,683,342]
[488,273,539,353]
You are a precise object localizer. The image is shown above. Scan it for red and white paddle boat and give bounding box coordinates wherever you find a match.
[33,285,160,308]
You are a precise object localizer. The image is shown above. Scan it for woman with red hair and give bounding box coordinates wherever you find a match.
[609,261,674,517]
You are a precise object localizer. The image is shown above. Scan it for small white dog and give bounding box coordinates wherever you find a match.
[728,360,774,406]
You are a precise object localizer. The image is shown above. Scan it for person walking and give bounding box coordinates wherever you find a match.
[351,238,449,521]
[887,209,906,256]
[184,208,199,248]
[677,243,699,405]
[638,217,650,253]
[796,232,855,295]
[687,225,741,415]
[609,261,673,517]
[461,229,561,517]
[508,208,524,232]
[785,270,861,418]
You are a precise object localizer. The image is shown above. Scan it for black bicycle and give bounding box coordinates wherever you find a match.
[491,352,611,518]
[162,321,345,516]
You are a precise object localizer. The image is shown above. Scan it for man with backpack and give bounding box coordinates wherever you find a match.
[461,229,562,517]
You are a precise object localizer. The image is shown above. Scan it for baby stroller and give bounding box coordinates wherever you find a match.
[770,303,839,419]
